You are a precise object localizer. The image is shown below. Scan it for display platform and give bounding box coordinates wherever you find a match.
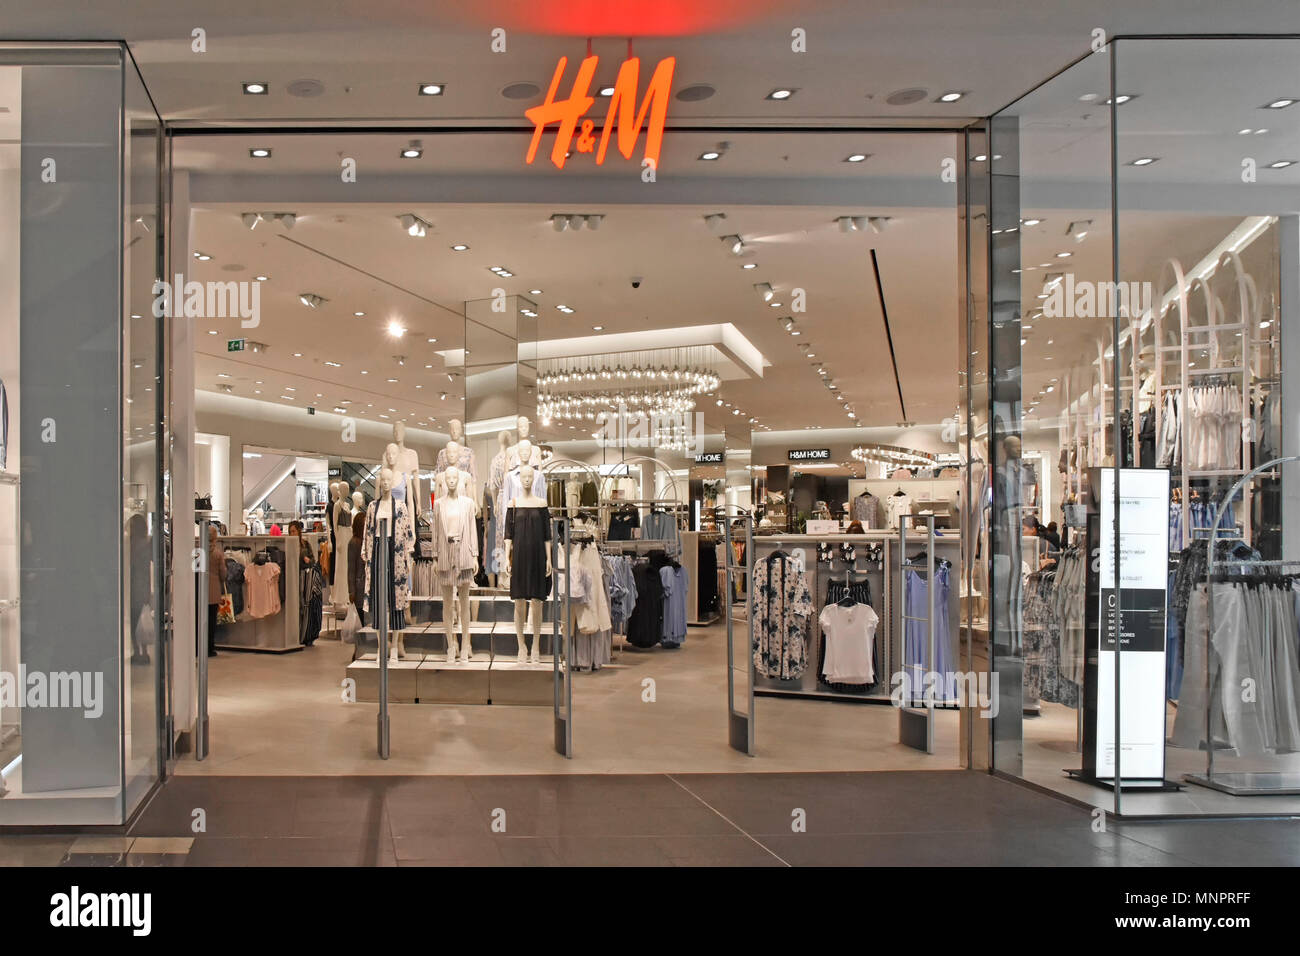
[346,652,553,705]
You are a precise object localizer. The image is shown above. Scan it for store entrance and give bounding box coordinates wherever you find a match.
[172,127,974,775]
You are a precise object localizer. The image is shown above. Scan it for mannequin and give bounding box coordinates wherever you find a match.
[392,421,422,515]
[332,480,352,606]
[435,438,479,502]
[505,463,551,663]
[506,415,543,470]
[486,430,511,586]
[362,467,416,660]
[352,490,365,514]
[434,466,478,663]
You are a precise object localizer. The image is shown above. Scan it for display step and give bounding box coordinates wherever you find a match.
[346,654,553,705]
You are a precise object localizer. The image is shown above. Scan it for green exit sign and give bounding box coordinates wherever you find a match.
[227,338,246,352]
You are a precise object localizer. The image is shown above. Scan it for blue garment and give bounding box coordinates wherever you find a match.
[484,509,498,573]
[903,562,954,703]
[642,511,680,556]
[660,564,688,646]
[391,473,407,505]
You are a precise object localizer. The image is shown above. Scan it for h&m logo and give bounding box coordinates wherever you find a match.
[525,54,675,170]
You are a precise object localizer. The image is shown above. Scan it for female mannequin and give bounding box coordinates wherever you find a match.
[506,415,542,470]
[392,421,422,514]
[505,463,551,664]
[435,438,478,502]
[434,466,478,663]
[362,467,416,660]
[332,479,353,602]
[352,490,365,514]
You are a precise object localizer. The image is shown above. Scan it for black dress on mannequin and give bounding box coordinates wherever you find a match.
[505,505,552,600]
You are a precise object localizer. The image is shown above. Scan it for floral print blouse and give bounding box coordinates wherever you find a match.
[753,552,813,680]
[361,498,416,614]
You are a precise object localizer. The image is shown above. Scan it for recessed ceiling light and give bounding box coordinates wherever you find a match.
[293,352,302,357]
[324,361,341,368]
[1255,128,1269,135]
[766,88,796,100]
[699,151,721,161]
[592,325,603,331]
[1104,94,1137,105]
[1128,157,1159,166]
[193,251,211,261]
[1079,93,1100,102]
[937,91,965,103]
[387,378,398,383]
[742,262,757,270]
[207,330,218,336]
[973,154,987,162]
[845,153,869,163]
[450,243,469,251]
[242,82,268,95]
[1021,218,1042,226]
[1055,251,1072,258]
[1239,128,1255,135]
[249,148,271,158]
[400,144,423,159]
[354,311,365,317]
[418,84,445,96]
[529,289,542,295]
[255,274,269,281]
[1267,159,1298,168]
[387,321,405,337]
[1263,98,1298,109]
[599,86,615,96]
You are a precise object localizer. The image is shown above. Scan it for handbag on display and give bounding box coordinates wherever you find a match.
[195,493,213,511]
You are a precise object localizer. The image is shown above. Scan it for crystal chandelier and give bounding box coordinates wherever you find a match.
[849,443,938,469]
[538,347,720,423]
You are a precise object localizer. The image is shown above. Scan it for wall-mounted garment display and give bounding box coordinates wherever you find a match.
[504,505,551,600]
[818,601,878,685]
[884,492,912,530]
[245,559,282,619]
[752,551,813,680]
[604,554,638,636]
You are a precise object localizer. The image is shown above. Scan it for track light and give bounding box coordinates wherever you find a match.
[242,82,268,95]
[551,215,568,232]
[585,215,603,230]
[249,147,271,158]
[703,213,727,232]
[397,213,429,237]
[241,212,262,230]
[276,212,295,229]
[299,293,326,309]
[722,235,744,255]
[754,282,774,301]
[837,216,857,233]
[418,83,444,96]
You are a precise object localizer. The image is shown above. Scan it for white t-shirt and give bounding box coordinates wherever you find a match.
[818,602,879,684]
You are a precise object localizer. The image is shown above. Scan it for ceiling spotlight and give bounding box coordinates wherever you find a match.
[242,82,268,95]
[401,140,423,159]
[592,325,604,331]
[1022,218,1043,226]
[699,151,721,161]
[398,213,429,237]
[1055,251,1072,258]
[241,212,263,229]
[1127,157,1159,166]
[845,153,869,163]
[1262,98,1298,109]
[937,91,966,102]
[276,212,295,228]
[766,88,796,100]
[1267,159,1298,168]
[780,316,795,332]
[249,147,271,158]
[703,213,727,231]
[585,215,603,230]
[298,293,326,308]
[451,243,468,251]
[386,321,405,338]
[837,216,857,233]
[742,262,757,270]
[418,83,445,96]
[255,274,269,281]
[972,154,988,162]
[722,235,744,255]
[550,214,569,232]
[529,289,542,295]
[193,251,212,261]
[599,86,615,96]
[1066,219,1092,241]
[754,282,774,301]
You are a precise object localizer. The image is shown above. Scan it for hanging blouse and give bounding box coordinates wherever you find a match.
[752,552,813,680]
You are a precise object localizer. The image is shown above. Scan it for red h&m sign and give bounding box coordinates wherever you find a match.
[525,55,676,170]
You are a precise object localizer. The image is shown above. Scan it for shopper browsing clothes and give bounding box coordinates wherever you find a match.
[206,524,224,657]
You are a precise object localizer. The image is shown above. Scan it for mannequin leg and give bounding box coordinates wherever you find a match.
[513,599,529,663]
[442,584,458,662]
[529,598,544,664]
[457,585,473,662]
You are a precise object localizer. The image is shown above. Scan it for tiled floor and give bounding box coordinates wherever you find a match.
[2,770,1294,866]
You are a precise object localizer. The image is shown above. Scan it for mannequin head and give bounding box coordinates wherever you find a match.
[1003,435,1022,461]
[516,438,532,465]
[352,491,365,511]
[445,466,461,495]
[338,479,350,499]
[393,420,407,445]
[329,480,340,501]
[498,429,511,451]
[520,463,534,490]
[377,467,395,499]
[445,439,461,464]
[448,418,464,442]
[383,442,399,469]
[516,415,531,440]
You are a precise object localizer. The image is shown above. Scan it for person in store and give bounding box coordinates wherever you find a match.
[288,520,303,539]
[206,524,224,657]
[1041,520,1062,550]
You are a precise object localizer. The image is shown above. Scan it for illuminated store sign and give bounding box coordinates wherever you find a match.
[694,452,724,464]
[788,448,831,462]
[525,55,675,170]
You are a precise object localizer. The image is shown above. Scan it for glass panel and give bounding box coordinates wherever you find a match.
[1116,38,1300,815]
[989,48,1115,800]
[0,46,132,823]
[123,52,164,817]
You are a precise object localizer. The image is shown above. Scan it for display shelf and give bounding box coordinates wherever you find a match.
[344,653,553,705]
